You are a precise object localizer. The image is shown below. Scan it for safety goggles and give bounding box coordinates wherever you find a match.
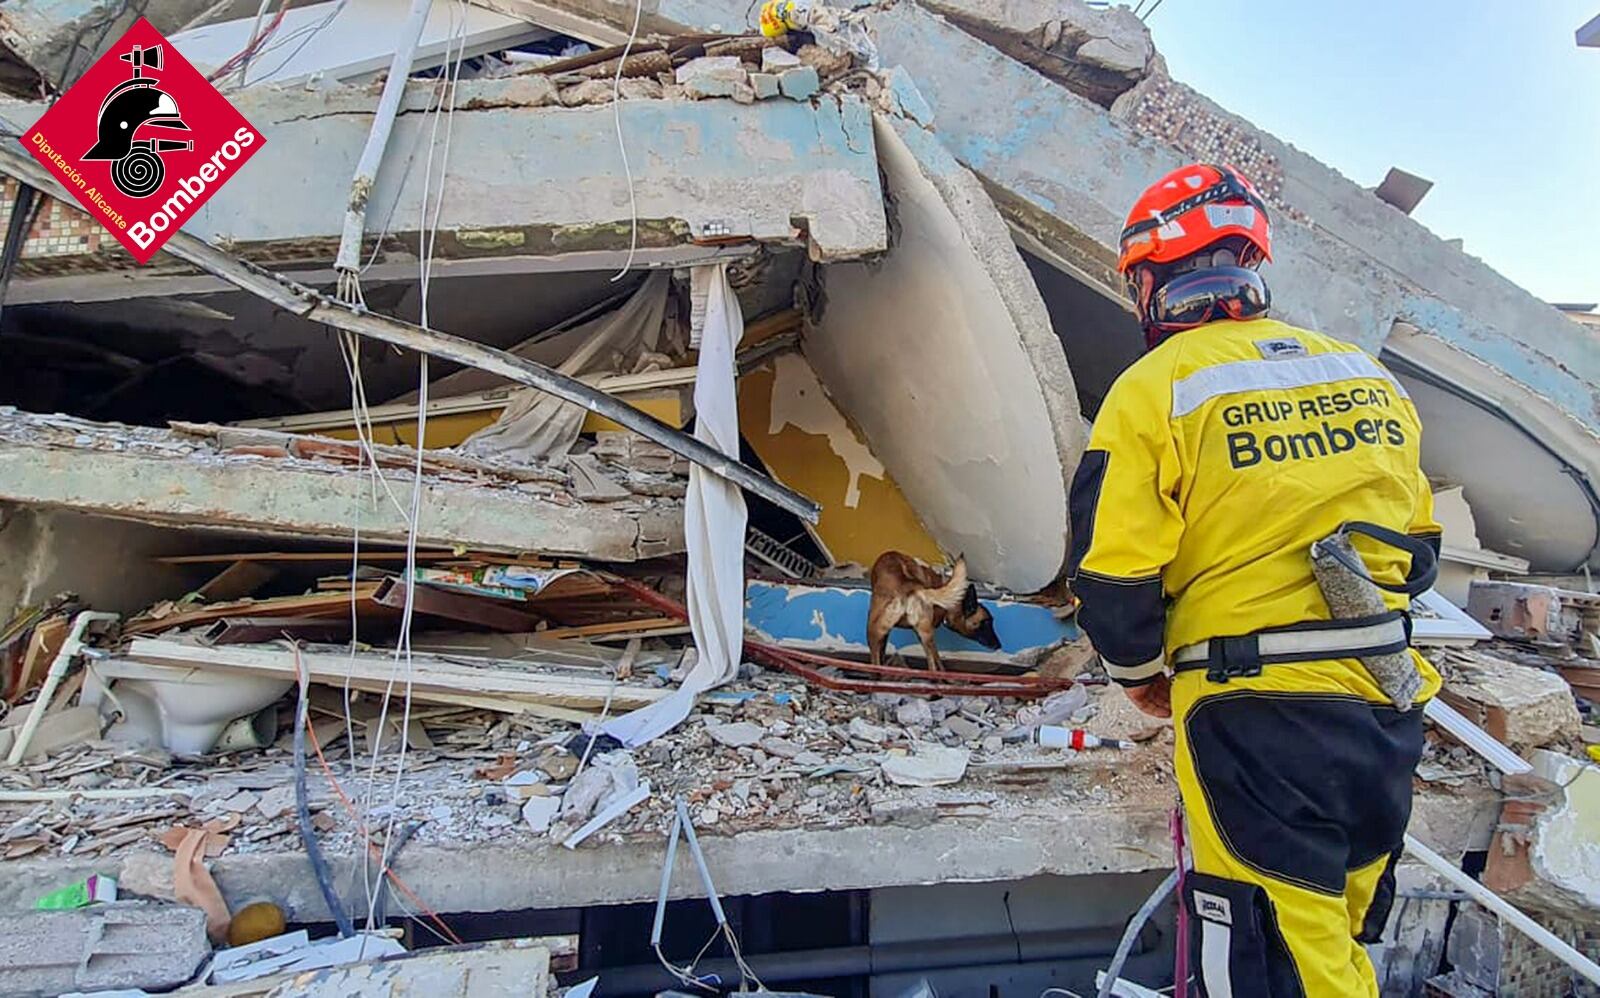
[1147,265,1271,335]
[1119,167,1270,247]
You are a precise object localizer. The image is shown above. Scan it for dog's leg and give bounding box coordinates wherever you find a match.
[917,622,944,672]
[870,620,896,665]
[867,610,891,667]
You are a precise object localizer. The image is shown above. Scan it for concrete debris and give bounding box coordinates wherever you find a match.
[0,902,209,996]
[705,721,765,748]
[882,66,935,126]
[797,42,853,81]
[522,795,562,834]
[883,745,970,787]
[761,47,802,73]
[896,698,934,728]
[1438,649,1583,753]
[847,717,892,744]
[266,937,550,997]
[675,56,754,100]
[206,929,406,985]
[1468,581,1600,653]
[917,0,1155,105]
[751,73,782,99]
[1483,749,1600,917]
[779,65,821,100]
[941,715,982,743]
[558,80,618,106]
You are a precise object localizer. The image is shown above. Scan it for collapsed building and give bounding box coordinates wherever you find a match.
[0,1,1596,995]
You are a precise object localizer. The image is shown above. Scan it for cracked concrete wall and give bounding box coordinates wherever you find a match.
[808,115,1083,592]
[0,434,683,589]
[917,0,1156,106]
[0,81,887,262]
[0,507,203,622]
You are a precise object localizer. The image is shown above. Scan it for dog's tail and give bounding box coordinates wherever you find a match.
[928,555,970,612]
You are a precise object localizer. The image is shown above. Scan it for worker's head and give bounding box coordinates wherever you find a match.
[1117,163,1273,350]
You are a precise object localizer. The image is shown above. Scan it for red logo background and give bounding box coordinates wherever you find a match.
[21,18,264,263]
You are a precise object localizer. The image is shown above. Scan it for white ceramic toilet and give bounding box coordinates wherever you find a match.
[85,662,292,756]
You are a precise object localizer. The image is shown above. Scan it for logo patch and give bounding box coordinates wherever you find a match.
[1255,337,1307,360]
[1193,891,1233,925]
[20,18,264,263]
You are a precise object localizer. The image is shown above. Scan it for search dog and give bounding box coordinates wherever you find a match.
[867,552,1001,672]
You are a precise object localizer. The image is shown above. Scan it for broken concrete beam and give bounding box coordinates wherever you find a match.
[0,83,887,267]
[1467,581,1600,651]
[1438,650,1582,754]
[916,0,1155,105]
[807,114,1083,591]
[1483,749,1600,920]
[0,410,681,563]
[0,901,209,996]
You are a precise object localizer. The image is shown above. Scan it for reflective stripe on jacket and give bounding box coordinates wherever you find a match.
[1067,317,1442,689]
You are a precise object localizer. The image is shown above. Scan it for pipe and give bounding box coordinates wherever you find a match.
[592,925,1150,995]
[1404,834,1600,988]
[334,0,434,274]
[0,135,820,523]
[6,611,117,765]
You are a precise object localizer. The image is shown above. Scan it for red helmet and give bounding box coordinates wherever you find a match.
[1118,164,1273,349]
[1117,163,1271,273]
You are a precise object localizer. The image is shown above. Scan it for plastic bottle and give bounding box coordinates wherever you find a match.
[1032,724,1130,751]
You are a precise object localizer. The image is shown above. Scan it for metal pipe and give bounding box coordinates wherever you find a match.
[6,611,117,765]
[590,924,1151,995]
[0,135,820,523]
[334,0,434,274]
[1405,834,1600,988]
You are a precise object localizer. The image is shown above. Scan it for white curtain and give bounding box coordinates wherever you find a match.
[603,263,747,746]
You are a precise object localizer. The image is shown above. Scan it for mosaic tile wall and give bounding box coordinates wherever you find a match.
[0,178,109,259]
[1498,914,1600,998]
[1121,75,1304,222]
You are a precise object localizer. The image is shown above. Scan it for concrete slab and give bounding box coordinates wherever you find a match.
[0,85,886,271]
[807,115,1083,592]
[0,786,1492,922]
[0,410,681,580]
[0,901,209,996]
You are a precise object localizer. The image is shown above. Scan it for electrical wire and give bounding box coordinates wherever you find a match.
[294,645,464,945]
[359,1,467,936]
[608,0,646,282]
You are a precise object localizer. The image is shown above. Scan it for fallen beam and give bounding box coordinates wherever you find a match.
[122,638,669,710]
[0,129,819,524]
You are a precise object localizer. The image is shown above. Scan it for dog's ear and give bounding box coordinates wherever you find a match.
[961,583,980,616]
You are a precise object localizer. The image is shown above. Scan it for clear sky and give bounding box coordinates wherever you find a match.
[1146,1,1600,307]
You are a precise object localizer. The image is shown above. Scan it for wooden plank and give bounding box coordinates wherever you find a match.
[158,551,458,565]
[538,616,682,639]
[124,584,387,636]
[196,561,280,602]
[15,616,69,696]
[123,638,669,710]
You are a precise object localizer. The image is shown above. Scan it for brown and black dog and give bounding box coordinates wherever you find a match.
[867,552,1001,672]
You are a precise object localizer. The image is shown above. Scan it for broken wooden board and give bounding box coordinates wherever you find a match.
[125,584,388,636]
[122,639,669,711]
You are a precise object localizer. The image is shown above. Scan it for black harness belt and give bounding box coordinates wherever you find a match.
[1171,611,1411,684]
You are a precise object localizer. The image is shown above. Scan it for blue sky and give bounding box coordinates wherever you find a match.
[1147,1,1600,307]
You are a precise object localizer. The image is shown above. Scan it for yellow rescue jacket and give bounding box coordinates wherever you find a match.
[1067,316,1442,702]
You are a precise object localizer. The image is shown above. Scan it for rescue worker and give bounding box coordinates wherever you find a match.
[1067,163,1442,997]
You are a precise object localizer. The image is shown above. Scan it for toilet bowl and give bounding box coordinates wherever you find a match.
[88,662,292,756]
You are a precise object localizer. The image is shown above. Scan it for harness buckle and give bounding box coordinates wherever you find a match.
[1206,634,1263,684]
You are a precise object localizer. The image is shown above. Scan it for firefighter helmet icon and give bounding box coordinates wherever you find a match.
[81,43,193,198]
